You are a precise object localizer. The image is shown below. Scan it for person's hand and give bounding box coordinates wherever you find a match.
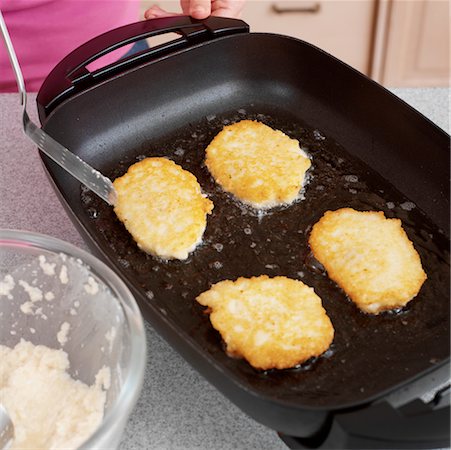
[144,0,245,20]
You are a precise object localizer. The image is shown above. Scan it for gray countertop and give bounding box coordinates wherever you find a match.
[0,88,449,449]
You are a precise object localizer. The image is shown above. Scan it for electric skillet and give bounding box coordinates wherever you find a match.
[36,17,450,449]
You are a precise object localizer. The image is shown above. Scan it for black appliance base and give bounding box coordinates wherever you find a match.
[279,401,450,449]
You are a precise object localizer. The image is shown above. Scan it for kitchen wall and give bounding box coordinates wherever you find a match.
[140,0,450,87]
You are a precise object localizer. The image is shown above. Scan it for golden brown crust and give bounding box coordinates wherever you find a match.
[196,275,334,370]
[309,208,427,314]
[113,157,213,260]
[205,120,311,209]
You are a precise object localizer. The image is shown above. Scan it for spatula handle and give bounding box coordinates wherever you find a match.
[0,11,27,108]
[0,9,117,206]
[37,16,249,120]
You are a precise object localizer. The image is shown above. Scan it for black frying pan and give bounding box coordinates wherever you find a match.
[37,17,450,448]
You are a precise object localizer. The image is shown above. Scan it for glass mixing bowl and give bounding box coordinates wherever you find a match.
[0,229,146,449]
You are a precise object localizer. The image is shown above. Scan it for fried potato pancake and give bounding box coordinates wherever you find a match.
[309,208,427,314]
[113,157,213,260]
[196,275,334,370]
[205,120,311,209]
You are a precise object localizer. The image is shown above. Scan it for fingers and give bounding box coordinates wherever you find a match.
[187,0,212,19]
[145,0,244,21]
[211,0,245,18]
[144,4,182,19]
[181,0,191,15]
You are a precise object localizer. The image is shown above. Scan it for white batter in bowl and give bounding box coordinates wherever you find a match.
[0,229,146,449]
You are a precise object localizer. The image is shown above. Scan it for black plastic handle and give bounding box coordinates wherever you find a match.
[280,396,450,449]
[37,16,249,118]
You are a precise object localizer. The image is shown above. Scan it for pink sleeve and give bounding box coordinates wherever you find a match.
[0,0,142,92]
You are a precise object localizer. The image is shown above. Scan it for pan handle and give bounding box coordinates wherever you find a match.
[37,16,249,119]
[280,396,450,449]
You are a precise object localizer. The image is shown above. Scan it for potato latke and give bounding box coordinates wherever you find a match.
[205,120,311,209]
[113,157,213,260]
[196,275,334,370]
[309,208,427,314]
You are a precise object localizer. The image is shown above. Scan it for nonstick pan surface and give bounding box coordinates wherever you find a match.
[39,27,449,426]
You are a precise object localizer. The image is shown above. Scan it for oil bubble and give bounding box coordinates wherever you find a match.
[87,208,99,219]
[313,130,326,141]
[400,201,416,211]
[305,253,326,274]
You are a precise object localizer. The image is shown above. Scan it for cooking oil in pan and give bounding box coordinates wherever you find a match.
[80,107,449,406]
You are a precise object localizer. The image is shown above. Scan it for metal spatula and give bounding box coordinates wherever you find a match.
[0,11,117,205]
